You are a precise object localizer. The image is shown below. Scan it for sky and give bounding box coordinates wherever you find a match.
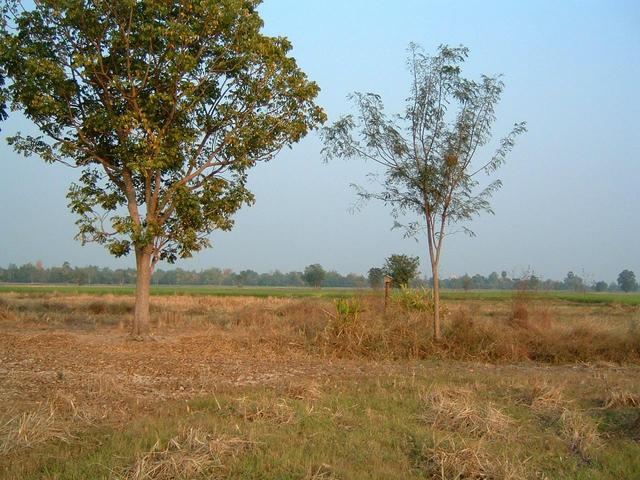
[0,0,639,282]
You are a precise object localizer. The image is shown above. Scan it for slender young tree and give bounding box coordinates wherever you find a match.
[0,0,325,337]
[322,44,525,340]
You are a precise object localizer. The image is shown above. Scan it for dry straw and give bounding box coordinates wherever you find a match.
[421,436,526,480]
[602,390,640,409]
[421,386,514,439]
[0,403,71,455]
[559,409,602,461]
[119,427,252,480]
[234,396,297,425]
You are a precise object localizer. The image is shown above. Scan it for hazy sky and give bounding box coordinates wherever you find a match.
[1,0,638,282]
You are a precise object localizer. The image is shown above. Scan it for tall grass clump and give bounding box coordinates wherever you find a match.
[392,287,445,315]
[310,284,640,362]
[319,291,441,359]
[440,288,640,363]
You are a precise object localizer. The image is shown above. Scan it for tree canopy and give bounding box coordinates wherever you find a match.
[0,0,325,335]
[1,0,324,264]
[617,270,638,293]
[384,254,419,288]
[367,267,384,289]
[303,263,326,288]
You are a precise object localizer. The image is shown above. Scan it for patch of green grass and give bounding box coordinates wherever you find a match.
[550,291,640,306]
[2,283,639,305]
[0,284,369,299]
[440,289,640,306]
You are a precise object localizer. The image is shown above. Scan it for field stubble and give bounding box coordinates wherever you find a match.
[1,291,639,478]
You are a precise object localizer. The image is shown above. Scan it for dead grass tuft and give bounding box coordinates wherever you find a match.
[48,391,97,424]
[523,381,568,414]
[509,288,531,329]
[422,386,514,439]
[420,436,526,480]
[602,390,640,409]
[119,427,251,480]
[559,409,602,461]
[520,381,601,462]
[305,463,339,479]
[0,297,17,322]
[234,396,297,425]
[0,403,71,454]
[286,381,323,401]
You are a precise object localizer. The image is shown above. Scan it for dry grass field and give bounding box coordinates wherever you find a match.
[1,291,639,479]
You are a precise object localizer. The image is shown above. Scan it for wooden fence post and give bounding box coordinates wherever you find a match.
[384,275,392,312]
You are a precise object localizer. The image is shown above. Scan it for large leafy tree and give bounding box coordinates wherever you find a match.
[0,0,15,123]
[303,263,325,288]
[367,266,384,289]
[322,44,525,340]
[384,254,419,288]
[617,270,638,293]
[0,0,325,337]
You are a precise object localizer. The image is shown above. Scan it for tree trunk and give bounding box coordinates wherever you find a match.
[432,262,441,341]
[132,247,152,338]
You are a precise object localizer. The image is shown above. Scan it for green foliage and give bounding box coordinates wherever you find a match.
[528,274,540,290]
[303,263,326,288]
[1,284,640,305]
[0,1,15,127]
[321,43,525,243]
[335,297,362,317]
[384,254,419,288]
[618,270,638,293]
[322,297,366,351]
[367,267,384,289]
[391,287,450,322]
[393,286,435,312]
[0,0,325,265]
[333,297,362,326]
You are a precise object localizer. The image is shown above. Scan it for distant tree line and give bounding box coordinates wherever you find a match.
[367,256,636,293]
[419,270,633,292]
[0,262,636,292]
[433,271,619,292]
[0,262,367,288]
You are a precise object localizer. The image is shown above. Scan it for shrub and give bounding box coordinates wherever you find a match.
[326,298,363,338]
[393,287,448,318]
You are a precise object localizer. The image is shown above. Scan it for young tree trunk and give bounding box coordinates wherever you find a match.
[132,247,152,338]
[432,262,441,341]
